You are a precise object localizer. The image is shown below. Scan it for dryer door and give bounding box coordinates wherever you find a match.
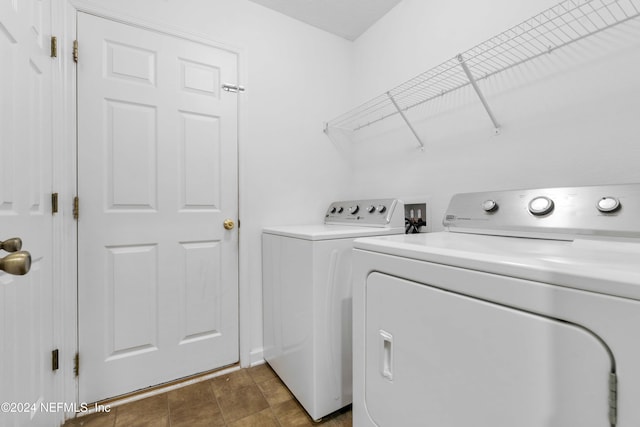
[364,272,613,427]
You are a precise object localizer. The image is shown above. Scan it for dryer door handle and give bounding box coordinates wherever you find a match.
[380,329,393,381]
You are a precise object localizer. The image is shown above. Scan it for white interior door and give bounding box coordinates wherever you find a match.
[77,12,239,403]
[0,1,58,426]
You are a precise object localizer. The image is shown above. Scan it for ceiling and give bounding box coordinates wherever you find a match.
[247,0,403,41]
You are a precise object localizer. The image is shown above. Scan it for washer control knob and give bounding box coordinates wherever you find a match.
[528,196,554,216]
[482,199,498,213]
[329,207,337,214]
[376,205,387,214]
[348,205,360,215]
[366,205,376,213]
[337,207,344,214]
[597,196,620,213]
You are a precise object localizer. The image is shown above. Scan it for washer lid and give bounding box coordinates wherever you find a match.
[263,224,404,240]
[354,232,640,300]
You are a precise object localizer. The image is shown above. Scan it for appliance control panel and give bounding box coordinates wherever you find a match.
[443,183,640,239]
[325,199,404,228]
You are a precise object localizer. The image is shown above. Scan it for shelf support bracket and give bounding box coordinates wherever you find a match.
[457,54,501,134]
[386,92,425,150]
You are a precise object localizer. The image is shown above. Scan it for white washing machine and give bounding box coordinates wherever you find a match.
[262,199,405,421]
[352,184,640,427]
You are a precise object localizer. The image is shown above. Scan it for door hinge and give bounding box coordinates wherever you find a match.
[51,192,58,214]
[52,349,59,371]
[73,352,79,377]
[73,40,78,63]
[50,36,57,58]
[609,372,617,425]
[73,196,79,220]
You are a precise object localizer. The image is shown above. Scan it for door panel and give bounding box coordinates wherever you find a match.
[0,0,57,425]
[77,12,239,403]
[365,272,612,427]
[106,244,158,359]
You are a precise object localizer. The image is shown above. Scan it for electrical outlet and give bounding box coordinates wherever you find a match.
[404,203,428,233]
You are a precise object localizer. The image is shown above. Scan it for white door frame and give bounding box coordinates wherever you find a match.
[56,0,249,416]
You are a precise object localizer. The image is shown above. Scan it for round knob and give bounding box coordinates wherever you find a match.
[329,207,337,214]
[223,219,235,230]
[337,207,344,214]
[0,237,22,252]
[348,205,360,215]
[528,196,554,216]
[376,205,387,213]
[481,200,498,213]
[597,197,620,213]
[0,251,31,276]
[366,205,376,213]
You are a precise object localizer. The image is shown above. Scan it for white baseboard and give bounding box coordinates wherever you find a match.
[249,347,264,367]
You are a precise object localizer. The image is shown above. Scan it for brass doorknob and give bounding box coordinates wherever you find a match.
[223,219,235,230]
[0,251,32,275]
[0,237,22,252]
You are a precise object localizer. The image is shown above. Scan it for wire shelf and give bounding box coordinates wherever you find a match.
[324,0,640,145]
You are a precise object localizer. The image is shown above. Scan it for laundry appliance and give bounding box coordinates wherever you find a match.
[262,199,404,421]
[352,184,640,427]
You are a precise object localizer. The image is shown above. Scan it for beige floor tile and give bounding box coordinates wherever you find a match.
[169,400,225,427]
[216,384,269,423]
[114,395,168,427]
[115,413,168,427]
[62,368,352,427]
[64,411,116,427]
[271,399,315,426]
[227,408,279,427]
[256,377,294,407]
[247,363,278,384]
[211,369,255,398]
[116,394,168,415]
[168,380,216,406]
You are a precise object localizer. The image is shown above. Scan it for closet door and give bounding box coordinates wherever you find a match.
[0,1,58,425]
[77,12,239,402]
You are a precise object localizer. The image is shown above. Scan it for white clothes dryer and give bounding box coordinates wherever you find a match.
[352,184,640,427]
[262,199,404,421]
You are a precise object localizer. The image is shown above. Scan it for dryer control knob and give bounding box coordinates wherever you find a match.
[337,207,344,214]
[376,205,387,214]
[349,205,360,215]
[482,199,498,212]
[366,205,376,213]
[597,197,620,213]
[528,196,554,216]
[329,207,337,214]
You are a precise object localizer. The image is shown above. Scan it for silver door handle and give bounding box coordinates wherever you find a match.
[0,251,31,275]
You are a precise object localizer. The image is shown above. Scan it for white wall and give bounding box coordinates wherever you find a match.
[71,0,640,370]
[76,0,355,365]
[349,0,640,230]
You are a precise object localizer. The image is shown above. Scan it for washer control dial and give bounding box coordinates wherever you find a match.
[348,205,360,215]
[597,196,620,213]
[528,196,554,216]
[366,205,376,213]
[376,205,387,214]
[337,207,344,214]
[482,199,498,212]
[329,207,337,214]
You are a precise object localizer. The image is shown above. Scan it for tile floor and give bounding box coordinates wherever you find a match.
[63,364,352,427]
